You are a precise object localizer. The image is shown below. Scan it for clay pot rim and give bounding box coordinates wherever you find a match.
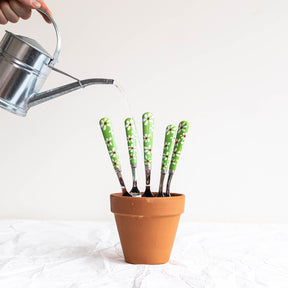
[110,192,185,216]
[110,192,184,198]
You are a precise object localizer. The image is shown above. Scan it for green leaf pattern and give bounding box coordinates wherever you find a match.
[99,117,121,170]
[124,118,137,165]
[161,124,177,172]
[169,121,189,171]
[142,112,154,167]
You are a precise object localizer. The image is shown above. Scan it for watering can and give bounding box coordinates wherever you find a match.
[0,9,114,116]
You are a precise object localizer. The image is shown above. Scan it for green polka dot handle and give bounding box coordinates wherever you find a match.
[169,121,189,172]
[124,117,137,166]
[142,112,154,167]
[99,117,121,171]
[161,124,177,172]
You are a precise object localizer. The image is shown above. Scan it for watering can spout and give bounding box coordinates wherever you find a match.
[28,78,114,108]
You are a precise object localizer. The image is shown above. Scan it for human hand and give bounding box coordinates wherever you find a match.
[0,0,52,24]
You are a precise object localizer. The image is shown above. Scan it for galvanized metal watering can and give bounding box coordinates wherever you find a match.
[0,9,114,116]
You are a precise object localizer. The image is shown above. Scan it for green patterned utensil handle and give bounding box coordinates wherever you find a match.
[99,117,121,171]
[124,117,137,166]
[161,124,177,172]
[169,121,189,171]
[142,112,154,167]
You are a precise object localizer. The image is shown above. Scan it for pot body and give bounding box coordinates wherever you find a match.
[110,193,185,264]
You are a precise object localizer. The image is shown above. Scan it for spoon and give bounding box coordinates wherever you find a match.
[156,124,177,197]
[165,121,189,197]
[99,117,132,197]
[124,117,141,197]
[142,112,155,197]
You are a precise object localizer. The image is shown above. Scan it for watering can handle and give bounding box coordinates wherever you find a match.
[37,8,61,65]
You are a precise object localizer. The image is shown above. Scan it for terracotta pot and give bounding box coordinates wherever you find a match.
[110,193,185,264]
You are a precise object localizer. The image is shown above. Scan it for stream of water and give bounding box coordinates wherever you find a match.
[113,81,143,155]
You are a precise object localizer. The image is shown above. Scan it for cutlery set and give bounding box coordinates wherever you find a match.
[100,113,189,197]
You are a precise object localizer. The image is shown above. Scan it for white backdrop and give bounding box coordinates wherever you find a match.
[0,0,287,222]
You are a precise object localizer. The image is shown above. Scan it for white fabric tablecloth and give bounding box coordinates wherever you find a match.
[0,220,287,288]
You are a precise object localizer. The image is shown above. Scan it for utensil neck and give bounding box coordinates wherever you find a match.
[165,171,174,196]
[158,171,166,193]
[116,169,130,196]
[145,168,151,186]
[131,165,138,187]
